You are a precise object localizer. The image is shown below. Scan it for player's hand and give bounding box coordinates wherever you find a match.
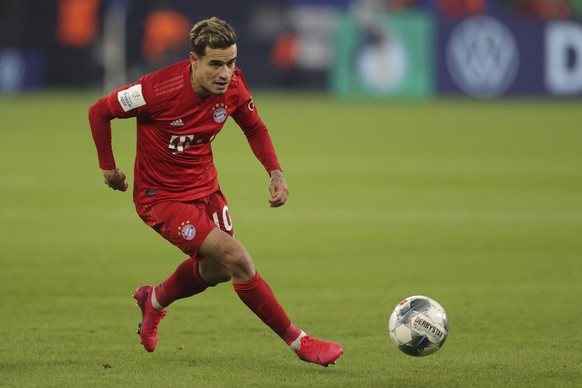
[268,169,289,208]
[102,168,128,192]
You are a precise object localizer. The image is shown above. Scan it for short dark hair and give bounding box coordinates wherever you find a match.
[189,17,237,58]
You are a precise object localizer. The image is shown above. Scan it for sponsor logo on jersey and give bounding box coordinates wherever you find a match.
[169,134,194,154]
[170,118,184,126]
[179,222,196,241]
[212,102,228,123]
[117,84,147,112]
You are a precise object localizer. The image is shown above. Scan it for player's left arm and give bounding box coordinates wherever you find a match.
[231,70,288,207]
[241,118,289,208]
[232,99,288,207]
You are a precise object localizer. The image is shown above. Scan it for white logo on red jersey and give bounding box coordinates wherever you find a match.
[168,134,215,154]
[169,134,194,154]
[170,118,184,126]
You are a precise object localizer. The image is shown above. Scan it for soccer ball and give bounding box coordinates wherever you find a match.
[388,295,448,357]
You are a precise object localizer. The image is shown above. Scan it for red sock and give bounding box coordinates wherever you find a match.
[233,272,301,345]
[154,258,212,308]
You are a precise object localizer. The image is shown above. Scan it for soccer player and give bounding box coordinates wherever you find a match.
[88,17,343,367]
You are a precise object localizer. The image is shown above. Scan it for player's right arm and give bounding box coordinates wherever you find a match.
[88,83,147,192]
[102,168,128,192]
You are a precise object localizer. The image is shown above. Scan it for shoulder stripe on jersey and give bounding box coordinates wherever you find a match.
[154,75,184,97]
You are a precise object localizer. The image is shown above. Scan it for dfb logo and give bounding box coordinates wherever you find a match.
[545,22,582,96]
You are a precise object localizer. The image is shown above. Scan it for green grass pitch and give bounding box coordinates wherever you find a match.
[1,91,581,387]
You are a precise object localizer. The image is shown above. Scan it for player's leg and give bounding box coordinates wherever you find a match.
[150,256,216,309]
[196,190,255,284]
[150,192,238,308]
[132,285,166,352]
[199,227,343,366]
[132,199,222,352]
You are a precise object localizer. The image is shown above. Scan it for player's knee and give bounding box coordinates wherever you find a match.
[198,259,232,284]
[219,235,254,275]
[201,229,255,281]
[228,250,255,280]
[202,252,254,283]
[211,272,232,284]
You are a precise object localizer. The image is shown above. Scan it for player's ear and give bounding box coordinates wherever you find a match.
[189,52,199,69]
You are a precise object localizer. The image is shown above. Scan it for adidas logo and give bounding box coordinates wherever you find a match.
[170,118,184,126]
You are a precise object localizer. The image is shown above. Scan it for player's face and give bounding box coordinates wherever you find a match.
[190,45,237,98]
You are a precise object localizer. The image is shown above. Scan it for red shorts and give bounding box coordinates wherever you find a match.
[135,190,234,257]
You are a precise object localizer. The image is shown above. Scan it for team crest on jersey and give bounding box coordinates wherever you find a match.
[212,102,228,123]
[179,222,196,241]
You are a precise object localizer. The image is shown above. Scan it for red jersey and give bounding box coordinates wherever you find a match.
[89,60,281,205]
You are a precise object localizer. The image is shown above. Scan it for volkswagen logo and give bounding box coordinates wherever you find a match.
[446,16,519,98]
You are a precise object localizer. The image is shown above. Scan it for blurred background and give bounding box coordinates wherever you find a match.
[1,0,582,98]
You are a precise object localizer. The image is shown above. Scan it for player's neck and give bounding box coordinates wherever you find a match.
[190,67,210,102]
